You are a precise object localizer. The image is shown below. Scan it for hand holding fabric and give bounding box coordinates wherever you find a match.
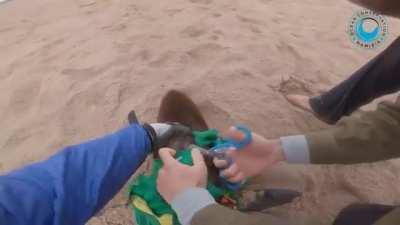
[156,148,208,203]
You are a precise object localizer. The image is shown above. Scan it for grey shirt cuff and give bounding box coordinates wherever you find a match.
[280,135,310,164]
[170,187,215,225]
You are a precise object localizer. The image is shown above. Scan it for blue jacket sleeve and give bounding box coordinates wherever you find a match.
[0,124,151,225]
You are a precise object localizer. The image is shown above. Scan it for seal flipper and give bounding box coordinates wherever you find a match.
[128,110,139,124]
[240,189,301,211]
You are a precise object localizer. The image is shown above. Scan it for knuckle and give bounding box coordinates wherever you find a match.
[159,147,169,152]
[223,169,235,177]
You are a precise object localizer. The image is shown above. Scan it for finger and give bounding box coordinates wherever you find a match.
[226,126,245,141]
[158,168,166,175]
[191,148,206,168]
[157,169,165,178]
[156,173,164,188]
[213,158,228,169]
[158,148,177,166]
[156,169,166,183]
[223,148,238,158]
[227,172,245,183]
[221,163,240,178]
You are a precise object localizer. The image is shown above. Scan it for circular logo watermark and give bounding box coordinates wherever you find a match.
[347,9,388,49]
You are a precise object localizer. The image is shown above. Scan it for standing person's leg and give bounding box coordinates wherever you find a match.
[287,37,400,124]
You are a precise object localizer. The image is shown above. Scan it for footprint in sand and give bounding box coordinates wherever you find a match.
[2,127,32,151]
[2,119,47,151]
[277,76,315,96]
[180,25,207,38]
[60,87,105,137]
[7,79,42,116]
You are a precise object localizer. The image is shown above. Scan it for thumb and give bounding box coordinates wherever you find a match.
[223,147,238,159]
[159,148,177,166]
[191,148,206,169]
[225,126,245,141]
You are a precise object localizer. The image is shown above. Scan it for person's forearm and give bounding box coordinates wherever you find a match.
[170,188,289,225]
[0,124,151,225]
[170,188,216,225]
[191,203,290,225]
[280,135,310,164]
[280,102,400,165]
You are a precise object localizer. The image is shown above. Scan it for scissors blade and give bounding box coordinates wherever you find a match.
[188,144,211,156]
[188,144,225,158]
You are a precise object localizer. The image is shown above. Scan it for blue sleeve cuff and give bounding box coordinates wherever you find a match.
[280,135,310,164]
[170,188,215,225]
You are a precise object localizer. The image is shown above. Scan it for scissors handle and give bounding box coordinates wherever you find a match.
[211,125,252,191]
[225,125,252,150]
[216,156,244,191]
[210,125,252,152]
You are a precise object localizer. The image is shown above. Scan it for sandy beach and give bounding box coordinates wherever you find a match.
[1,0,400,224]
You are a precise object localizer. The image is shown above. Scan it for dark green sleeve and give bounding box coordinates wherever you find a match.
[306,102,400,164]
[191,204,289,225]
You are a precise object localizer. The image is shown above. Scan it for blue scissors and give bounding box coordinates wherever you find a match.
[190,125,252,191]
[210,125,252,153]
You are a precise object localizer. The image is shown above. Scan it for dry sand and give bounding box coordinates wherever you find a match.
[1,0,400,224]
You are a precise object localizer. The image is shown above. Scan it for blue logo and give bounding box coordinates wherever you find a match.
[347,9,388,49]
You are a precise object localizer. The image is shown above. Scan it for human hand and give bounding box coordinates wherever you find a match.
[156,148,208,203]
[213,126,286,183]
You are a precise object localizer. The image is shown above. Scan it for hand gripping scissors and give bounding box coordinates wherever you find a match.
[189,125,252,191]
